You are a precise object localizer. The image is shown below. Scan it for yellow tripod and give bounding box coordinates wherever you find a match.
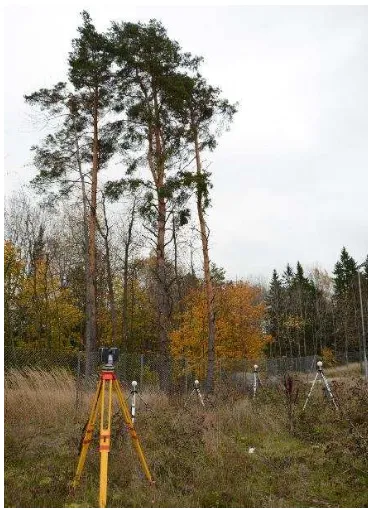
[72,365,154,508]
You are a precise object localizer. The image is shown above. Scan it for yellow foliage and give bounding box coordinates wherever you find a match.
[321,347,337,367]
[170,282,271,369]
[4,240,25,300]
[8,251,82,350]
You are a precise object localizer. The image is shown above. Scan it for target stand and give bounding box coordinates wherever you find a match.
[184,379,205,408]
[130,380,150,424]
[252,364,262,398]
[302,361,338,411]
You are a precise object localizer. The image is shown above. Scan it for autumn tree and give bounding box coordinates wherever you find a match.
[4,236,82,351]
[166,72,237,392]
[4,241,25,349]
[170,281,271,375]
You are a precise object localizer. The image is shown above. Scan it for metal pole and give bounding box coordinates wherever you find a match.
[357,270,368,379]
[253,364,258,398]
[131,381,137,424]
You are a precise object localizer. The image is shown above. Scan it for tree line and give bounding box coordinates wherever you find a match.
[5,189,367,380]
[266,249,368,365]
[4,192,270,381]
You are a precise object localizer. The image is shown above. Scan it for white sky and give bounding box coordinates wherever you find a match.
[3,4,368,281]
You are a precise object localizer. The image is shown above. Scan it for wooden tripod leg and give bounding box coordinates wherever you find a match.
[73,379,103,488]
[99,377,113,508]
[113,379,154,484]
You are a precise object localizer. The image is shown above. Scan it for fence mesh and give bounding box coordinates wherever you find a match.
[5,346,364,414]
[5,347,362,392]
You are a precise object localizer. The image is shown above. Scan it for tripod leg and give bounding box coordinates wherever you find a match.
[257,374,262,388]
[320,372,339,410]
[99,378,113,508]
[73,379,103,488]
[253,373,257,398]
[303,372,319,411]
[113,379,154,484]
[196,388,205,407]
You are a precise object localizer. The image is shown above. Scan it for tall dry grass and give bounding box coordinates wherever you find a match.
[4,368,368,508]
[5,368,80,427]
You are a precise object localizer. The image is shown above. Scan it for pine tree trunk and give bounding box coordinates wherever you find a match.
[193,129,216,394]
[72,107,90,357]
[85,87,99,376]
[157,188,171,392]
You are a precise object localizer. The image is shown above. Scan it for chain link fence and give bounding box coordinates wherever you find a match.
[4,347,363,396]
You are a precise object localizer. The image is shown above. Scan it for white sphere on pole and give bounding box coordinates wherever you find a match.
[254,364,258,370]
[194,379,199,386]
[132,380,138,387]
[317,361,323,368]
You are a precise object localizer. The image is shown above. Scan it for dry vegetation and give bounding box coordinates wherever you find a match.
[4,368,368,508]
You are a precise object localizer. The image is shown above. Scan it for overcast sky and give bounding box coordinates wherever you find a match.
[4,4,368,281]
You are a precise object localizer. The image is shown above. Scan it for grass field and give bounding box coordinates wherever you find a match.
[4,367,368,508]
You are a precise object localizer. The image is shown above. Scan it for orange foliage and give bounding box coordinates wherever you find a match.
[170,281,271,364]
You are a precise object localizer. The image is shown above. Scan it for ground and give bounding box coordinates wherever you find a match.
[4,366,368,507]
